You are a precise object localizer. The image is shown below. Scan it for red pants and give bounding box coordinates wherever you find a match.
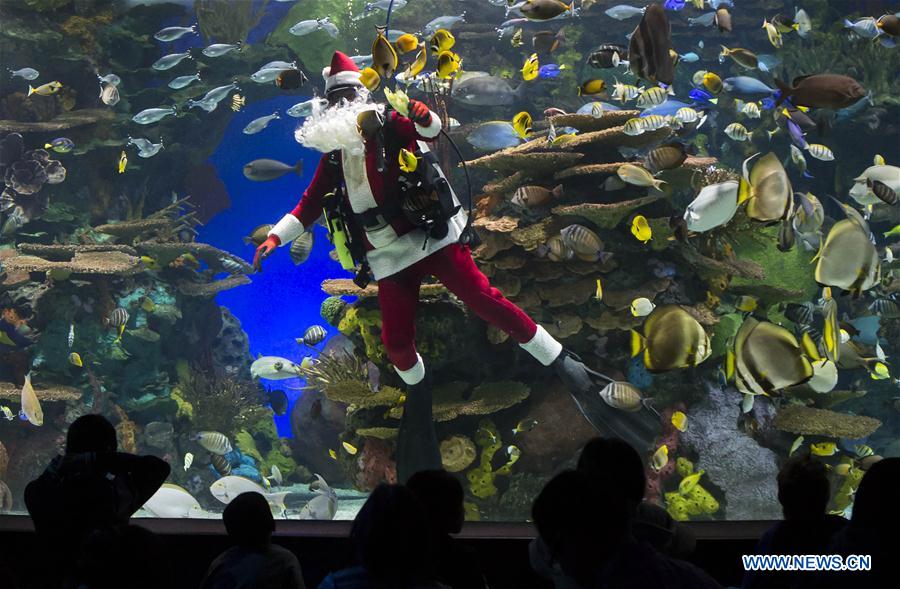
[378,243,538,371]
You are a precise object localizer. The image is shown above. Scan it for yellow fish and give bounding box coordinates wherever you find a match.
[678,469,704,495]
[854,444,874,458]
[512,418,539,435]
[140,256,161,271]
[702,72,723,94]
[671,410,688,432]
[511,28,523,48]
[735,295,758,312]
[630,215,652,243]
[383,86,410,116]
[430,28,455,53]
[359,67,381,92]
[20,373,43,426]
[371,26,398,78]
[595,278,603,302]
[821,287,839,364]
[789,435,804,456]
[833,462,852,476]
[140,297,156,313]
[395,33,419,54]
[874,154,885,166]
[230,94,245,112]
[870,362,890,380]
[522,53,539,81]
[406,44,427,78]
[512,111,532,139]
[117,150,128,174]
[328,449,337,460]
[579,79,606,96]
[28,81,62,97]
[68,352,83,367]
[810,441,837,456]
[342,441,358,455]
[398,148,418,173]
[800,331,821,360]
[650,444,669,472]
[724,347,736,382]
[436,50,461,79]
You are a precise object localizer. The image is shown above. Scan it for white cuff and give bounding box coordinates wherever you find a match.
[394,353,425,385]
[520,325,563,366]
[415,111,442,139]
[269,214,305,245]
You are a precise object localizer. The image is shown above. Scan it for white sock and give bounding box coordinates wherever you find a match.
[394,353,425,385]
[520,325,563,366]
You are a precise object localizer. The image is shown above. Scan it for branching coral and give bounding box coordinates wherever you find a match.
[176,366,270,437]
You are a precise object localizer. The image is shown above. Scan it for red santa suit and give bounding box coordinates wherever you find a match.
[268,52,562,385]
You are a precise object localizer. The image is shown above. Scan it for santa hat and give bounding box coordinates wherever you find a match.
[322,51,363,94]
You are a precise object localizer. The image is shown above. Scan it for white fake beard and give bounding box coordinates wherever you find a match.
[294,94,377,156]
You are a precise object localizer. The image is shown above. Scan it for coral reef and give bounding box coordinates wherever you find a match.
[175,367,270,438]
[432,380,530,422]
[440,435,477,473]
[353,437,397,492]
[773,405,882,439]
[466,419,518,500]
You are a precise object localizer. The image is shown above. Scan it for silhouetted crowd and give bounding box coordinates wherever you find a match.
[8,414,900,589]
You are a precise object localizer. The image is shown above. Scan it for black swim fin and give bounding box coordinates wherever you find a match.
[552,350,661,452]
[396,374,442,484]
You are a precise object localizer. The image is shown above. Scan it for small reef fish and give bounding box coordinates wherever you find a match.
[243,112,280,135]
[117,150,128,173]
[230,94,245,112]
[244,224,275,246]
[68,352,82,367]
[154,24,198,42]
[512,184,562,208]
[104,307,129,340]
[99,82,120,106]
[243,159,302,182]
[671,411,688,432]
[202,42,242,57]
[152,52,192,71]
[210,476,291,517]
[398,148,418,173]
[617,164,666,190]
[599,381,645,412]
[297,325,327,347]
[605,4,645,20]
[466,121,521,151]
[132,106,177,125]
[806,144,834,162]
[630,297,656,317]
[679,470,704,495]
[789,436,804,456]
[183,452,194,471]
[211,453,232,476]
[650,444,669,472]
[97,73,121,86]
[299,474,337,520]
[372,26,399,79]
[28,81,62,97]
[9,67,39,80]
[67,322,75,348]
[287,98,327,118]
[595,278,603,301]
[631,305,710,372]
[423,13,466,36]
[1,406,14,420]
[810,442,838,457]
[290,231,314,265]
[20,373,43,426]
[560,224,609,263]
[512,418,539,435]
[289,18,331,37]
[342,441,358,455]
[45,137,74,154]
[631,215,652,244]
[193,431,233,455]
[512,111,532,139]
[269,465,283,486]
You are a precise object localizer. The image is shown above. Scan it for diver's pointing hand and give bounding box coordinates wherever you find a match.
[253,235,280,273]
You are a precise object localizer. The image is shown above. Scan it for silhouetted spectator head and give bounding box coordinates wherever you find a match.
[66,414,117,454]
[578,437,646,505]
[350,483,431,583]
[777,453,829,521]
[407,469,465,535]
[223,492,275,548]
[532,469,630,585]
[850,457,900,536]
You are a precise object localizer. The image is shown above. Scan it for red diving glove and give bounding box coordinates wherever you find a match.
[407,99,432,126]
[253,235,280,272]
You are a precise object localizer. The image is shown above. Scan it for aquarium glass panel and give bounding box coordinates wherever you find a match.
[1,0,898,523]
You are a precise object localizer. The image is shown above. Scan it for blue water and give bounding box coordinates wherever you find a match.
[198,94,344,437]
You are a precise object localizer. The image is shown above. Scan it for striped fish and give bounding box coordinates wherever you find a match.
[640,115,669,131]
[193,431,233,455]
[724,123,750,141]
[290,231,314,265]
[210,453,232,476]
[623,117,646,136]
[636,86,668,108]
[599,381,645,412]
[870,297,900,318]
[646,142,689,173]
[784,302,815,325]
[104,307,129,328]
[297,324,327,347]
[674,107,700,123]
[868,179,897,206]
[220,258,245,275]
[805,143,835,162]
[560,224,605,261]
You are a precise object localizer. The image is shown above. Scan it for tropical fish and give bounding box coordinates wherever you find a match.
[739,153,792,223]
[849,165,900,206]
[202,42,241,57]
[99,83,120,106]
[297,325,327,347]
[466,121,522,151]
[210,453,232,476]
[436,50,462,79]
[613,79,643,102]
[132,106,177,125]
[789,436,804,456]
[154,24,197,42]
[628,4,676,85]
[9,67,39,80]
[683,181,740,232]
[27,81,62,96]
[521,53,540,81]
[631,215,652,244]
[251,356,305,380]
[372,26,399,79]
[587,45,627,69]
[650,444,669,472]
[20,373,43,426]
[289,18,331,37]
[814,213,880,295]
[512,111,532,139]
[810,442,837,457]
[430,29,455,53]
[451,74,523,106]
[1,406,14,420]
[193,431,233,455]
[243,112,279,135]
[512,184,562,208]
[142,484,204,518]
[512,418,539,435]
[630,297,656,317]
[423,13,466,36]
[806,144,834,162]
[44,137,74,154]
[342,441,358,455]
[636,86,669,108]
[599,381,645,412]
[68,352,82,367]
[521,0,574,21]
[287,98,327,118]
[605,4,645,20]
[645,142,689,173]
[868,179,897,205]
[617,163,666,190]
[719,47,758,70]
[714,8,732,32]
[560,224,609,263]
[398,148,419,173]
[383,86,409,116]
[127,137,164,158]
[671,411,687,432]
[209,476,290,517]
[299,474,338,520]
[183,452,194,471]
[774,74,866,110]
[761,19,783,49]
[242,159,302,182]
[631,305,710,372]
[152,52,192,71]
[702,72,723,94]
[688,12,716,27]
[732,317,813,396]
[595,278,603,301]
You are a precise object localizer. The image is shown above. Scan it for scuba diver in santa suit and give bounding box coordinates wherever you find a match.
[254,51,659,482]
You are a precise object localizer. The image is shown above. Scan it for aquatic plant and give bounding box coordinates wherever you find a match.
[194,0,269,44]
[176,366,270,437]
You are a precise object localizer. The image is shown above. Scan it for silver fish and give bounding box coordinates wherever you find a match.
[152,51,193,71]
[99,83,120,106]
[423,13,466,36]
[251,356,304,380]
[201,42,242,58]
[187,97,218,112]
[242,112,280,135]
[260,60,296,70]
[67,323,74,348]
[250,67,288,84]
[299,474,337,520]
[9,67,39,80]
[287,98,326,118]
[97,73,121,86]
[201,82,240,104]
[168,73,201,89]
[321,20,339,38]
[154,24,198,42]
[127,137,164,158]
[290,230,314,264]
[220,258,245,275]
[132,106,177,124]
[289,18,331,37]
